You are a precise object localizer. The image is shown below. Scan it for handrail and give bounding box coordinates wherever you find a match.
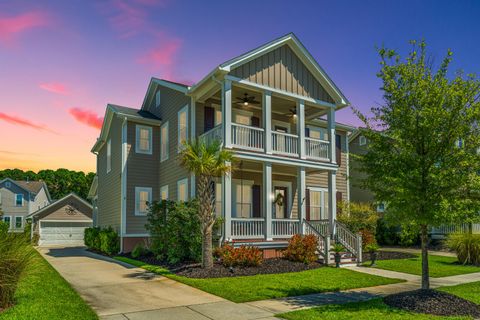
[303,219,329,263]
[232,123,265,131]
[334,220,362,263]
[305,137,330,144]
[273,131,298,138]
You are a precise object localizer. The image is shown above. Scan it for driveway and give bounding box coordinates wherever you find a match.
[38,247,277,320]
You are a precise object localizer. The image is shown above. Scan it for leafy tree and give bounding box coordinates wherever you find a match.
[356,40,480,289]
[179,139,234,268]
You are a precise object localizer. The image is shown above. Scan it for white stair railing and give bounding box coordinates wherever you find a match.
[334,220,363,264]
[307,219,330,236]
[231,123,264,151]
[272,132,298,156]
[303,219,330,264]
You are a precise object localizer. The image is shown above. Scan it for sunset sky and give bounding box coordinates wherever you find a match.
[1,0,479,173]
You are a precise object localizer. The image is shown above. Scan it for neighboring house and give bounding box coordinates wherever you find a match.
[0,178,51,232]
[28,193,93,246]
[92,33,361,262]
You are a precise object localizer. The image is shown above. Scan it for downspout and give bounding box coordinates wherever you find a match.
[120,116,128,253]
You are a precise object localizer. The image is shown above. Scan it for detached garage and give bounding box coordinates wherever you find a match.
[28,193,93,247]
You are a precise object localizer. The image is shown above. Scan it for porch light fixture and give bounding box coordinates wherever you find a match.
[244,101,248,106]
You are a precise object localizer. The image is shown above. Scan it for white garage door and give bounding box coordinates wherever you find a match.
[39,221,92,246]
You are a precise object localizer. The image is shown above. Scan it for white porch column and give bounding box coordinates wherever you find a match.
[328,171,337,236]
[297,100,306,159]
[222,80,232,148]
[297,166,306,234]
[190,97,196,198]
[327,107,336,163]
[263,91,272,154]
[263,162,273,240]
[222,163,232,241]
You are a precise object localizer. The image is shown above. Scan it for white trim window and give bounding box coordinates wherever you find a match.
[155,90,161,108]
[15,194,23,207]
[2,216,11,228]
[135,187,152,216]
[14,216,23,229]
[232,179,254,218]
[161,122,169,161]
[308,187,328,220]
[177,178,188,201]
[106,139,112,173]
[359,135,367,146]
[160,185,169,200]
[177,106,188,152]
[136,125,153,154]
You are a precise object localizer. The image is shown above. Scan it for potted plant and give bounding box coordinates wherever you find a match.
[332,243,344,268]
[365,243,380,266]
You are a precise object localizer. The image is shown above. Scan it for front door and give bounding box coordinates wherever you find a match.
[273,186,288,218]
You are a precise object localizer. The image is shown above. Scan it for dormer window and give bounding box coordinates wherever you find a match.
[359,135,367,146]
[155,91,161,108]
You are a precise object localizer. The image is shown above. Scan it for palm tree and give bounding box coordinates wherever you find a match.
[179,139,234,268]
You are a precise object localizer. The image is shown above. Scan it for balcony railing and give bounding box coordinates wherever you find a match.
[200,124,223,145]
[231,218,264,239]
[231,123,264,151]
[272,132,298,156]
[305,137,330,161]
[272,219,301,238]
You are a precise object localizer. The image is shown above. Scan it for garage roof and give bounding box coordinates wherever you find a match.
[28,193,92,221]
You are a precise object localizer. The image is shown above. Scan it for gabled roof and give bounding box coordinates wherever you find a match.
[91,104,161,153]
[27,192,92,220]
[0,178,51,201]
[141,77,190,109]
[188,32,349,107]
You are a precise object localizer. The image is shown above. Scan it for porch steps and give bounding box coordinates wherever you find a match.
[318,250,358,267]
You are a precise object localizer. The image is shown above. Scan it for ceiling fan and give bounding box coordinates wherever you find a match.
[285,107,297,118]
[236,93,260,107]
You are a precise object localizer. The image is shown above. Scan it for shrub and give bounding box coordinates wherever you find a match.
[31,233,40,246]
[338,202,379,238]
[146,199,201,264]
[0,233,36,309]
[84,227,101,250]
[283,234,318,264]
[99,227,120,255]
[23,220,32,239]
[365,243,380,253]
[0,221,9,236]
[359,228,376,247]
[376,217,401,245]
[217,244,263,267]
[131,242,148,259]
[446,233,480,266]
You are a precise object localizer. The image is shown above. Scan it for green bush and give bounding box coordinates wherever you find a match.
[376,217,400,245]
[146,199,201,264]
[0,221,9,236]
[0,233,37,309]
[84,227,101,250]
[446,233,480,266]
[131,242,148,259]
[99,227,120,255]
[283,234,319,264]
[338,202,379,236]
[23,220,32,239]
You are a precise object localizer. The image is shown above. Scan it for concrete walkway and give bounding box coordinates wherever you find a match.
[380,247,456,257]
[38,247,279,320]
[246,266,480,315]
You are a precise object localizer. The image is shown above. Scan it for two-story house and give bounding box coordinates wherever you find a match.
[92,33,362,261]
[0,178,51,231]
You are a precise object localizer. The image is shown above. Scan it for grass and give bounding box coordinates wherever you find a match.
[369,255,480,278]
[115,256,403,303]
[276,298,469,320]
[0,251,98,320]
[439,281,480,305]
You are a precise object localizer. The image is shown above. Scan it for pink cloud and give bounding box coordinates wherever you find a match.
[0,11,49,46]
[137,36,182,79]
[0,112,56,133]
[68,108,103,130]
[39,82,69,95]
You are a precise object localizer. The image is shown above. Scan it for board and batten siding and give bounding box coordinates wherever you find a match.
[230,44,335,104]
[125,121,160,234]
[96,115,122,232]
[144,85,191,203]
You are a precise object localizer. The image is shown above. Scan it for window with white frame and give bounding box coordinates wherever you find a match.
[177,178,188,201]
[15,216,23,229]
[178,106,188,151]
[359,135,367,146]
[136,125,152,154]
[155,90,161,107]
[160,185,169,200]
[106,139,111,173]
[3,216,11,228]
[15,194,23,207]
[308,188,329,220]
[377,202,386,213]
[161,122,169,161]
[233,180,253,218]
[135,187,152,215]
[215,182,222,217]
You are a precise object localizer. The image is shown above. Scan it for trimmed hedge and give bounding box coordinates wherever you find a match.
[84,226,119,255]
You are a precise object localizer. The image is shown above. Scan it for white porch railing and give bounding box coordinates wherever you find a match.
[272,219,301,238]
[231,123,264,151]
[272,132,298,156]
[431,223,480,235]
[307,220,330,236]
[305,137,330,161]
[231,218,265,239]
[200,124,223,145]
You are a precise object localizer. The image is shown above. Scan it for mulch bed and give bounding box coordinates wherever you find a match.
[364,251,417,261]
[384,289,480,317]
[122,253,323,278]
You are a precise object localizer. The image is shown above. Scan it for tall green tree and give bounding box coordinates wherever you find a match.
[179,139,234,268]
[356,41,480,289]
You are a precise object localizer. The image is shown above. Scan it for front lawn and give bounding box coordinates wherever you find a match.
[0,251,98,320]
[369,255,480,278]
[277,298,468,320]
[439,281,480,305]
[115,256,403,303]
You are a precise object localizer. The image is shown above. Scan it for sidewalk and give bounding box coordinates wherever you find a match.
[380,247,456,257]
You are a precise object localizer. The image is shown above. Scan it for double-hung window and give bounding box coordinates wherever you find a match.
[106,139,111,173]
[3,216,11,228]
[15,194,23,207]
[136,125,152,154]
[135,187,152,215]
[177,178,188,201]
[308,188,329,220]
[160,185,169,200]
[178,106,188,152]
[15,216,23,229]
[359,135,367,146]
[161,122,169,161]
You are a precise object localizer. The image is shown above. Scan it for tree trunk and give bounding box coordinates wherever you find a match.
[202,227,213,268]
[420,224,430,289]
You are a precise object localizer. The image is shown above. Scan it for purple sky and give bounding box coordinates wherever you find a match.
[0,0,479,172]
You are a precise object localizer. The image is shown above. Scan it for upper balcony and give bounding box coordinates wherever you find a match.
[198,82,337,165]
